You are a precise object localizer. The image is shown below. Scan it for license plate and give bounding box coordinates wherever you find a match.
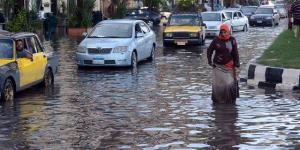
[93,58,104,64]
[175,40,187,45]
[257,20,262,23]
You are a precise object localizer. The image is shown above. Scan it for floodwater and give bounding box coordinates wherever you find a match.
[0,19,300,149]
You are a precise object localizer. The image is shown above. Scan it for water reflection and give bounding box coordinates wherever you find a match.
[0,19,300,149]
[208,105,241,150]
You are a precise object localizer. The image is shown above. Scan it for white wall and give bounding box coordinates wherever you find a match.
[42,0,51,13]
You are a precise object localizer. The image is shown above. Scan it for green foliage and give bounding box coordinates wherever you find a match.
[68,0,95,28]
[257,30,300,69]
[143,0,166,11]
[6,9,42,32]
[177,0,196,12]
[112,3,127,19]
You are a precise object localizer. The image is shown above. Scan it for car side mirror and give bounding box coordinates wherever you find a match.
[82,32,88,37]
[136,32,144,38]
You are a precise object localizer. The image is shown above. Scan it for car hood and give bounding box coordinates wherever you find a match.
[203,21,222,28]
[253,14,273,17]
[0,60,14,67]
[80,38,132,48]
[164,26,201,33]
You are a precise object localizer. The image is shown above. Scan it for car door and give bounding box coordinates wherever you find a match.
[238,11,247,30]
[140,22,153,58]
[16,38,36,87]
[31,36,47,81]
[134,23,146,61]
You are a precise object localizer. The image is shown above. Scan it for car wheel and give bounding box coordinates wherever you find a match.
[201,35,205,46]
[131,52,137,68]
[163,41,170,47]
[147,45,155,61]
[43,68,54,87]
[1,78,14,101]
[243,24,248,32]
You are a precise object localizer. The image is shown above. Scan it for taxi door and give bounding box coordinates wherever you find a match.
[30,36,47,81]
[16,38,36,87]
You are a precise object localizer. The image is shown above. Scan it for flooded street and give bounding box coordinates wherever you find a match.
[1,19,300,149]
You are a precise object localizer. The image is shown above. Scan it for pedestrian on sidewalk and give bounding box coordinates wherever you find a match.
[207,24,240,104]
[291,0,300,38]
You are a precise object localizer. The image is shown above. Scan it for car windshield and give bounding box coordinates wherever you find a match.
[169,15,200,26]
[202,13,221,21]
[241,7,257,13]
[0,39,13,59]
[275,5,285,9]
[88,23,132,38]
[225,12,233,19]
[256,8,273,14]
[126,10,148,16]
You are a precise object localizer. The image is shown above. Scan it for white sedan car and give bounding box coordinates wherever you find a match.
[76,19,156,68]
[224,9,249,32]
[201,11,232,37]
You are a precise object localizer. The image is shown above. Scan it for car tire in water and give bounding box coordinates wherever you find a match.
[243,24,248,32]
[1,78,14,101]
[131,52,137,69]
[147,45,155,61]
[43,68,54,87]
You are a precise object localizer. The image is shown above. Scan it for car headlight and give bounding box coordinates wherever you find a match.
[113,46,128,53]
[265,16,272,19]
[250,16,255,19]
[190,33,198,37]
[165,33,172,37]
[77,46,87,53]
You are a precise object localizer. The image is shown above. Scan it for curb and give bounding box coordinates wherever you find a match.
[243,63,300,90]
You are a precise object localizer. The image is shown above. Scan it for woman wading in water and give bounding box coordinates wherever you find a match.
[207,24,240,104]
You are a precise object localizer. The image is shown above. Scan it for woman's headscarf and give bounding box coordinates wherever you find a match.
[218,24,231,41]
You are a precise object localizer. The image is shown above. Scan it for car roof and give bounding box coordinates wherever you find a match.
[99,19,140,24]
[172,13,199,16]
[223,9,241,12]
[202,11,224,14]
[259,5,275,8]
[0,31,37,39]
[241,6,258,8]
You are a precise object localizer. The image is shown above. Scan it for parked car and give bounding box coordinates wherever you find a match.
[224,9,249,31]
[249,6,280,26]
[163,13,206,46]
[240,6,258,19]
[275,4,288,18]
[0,32,58,101]
[201,11,232,37]
[124,9,161,25]
[76,19,156,68]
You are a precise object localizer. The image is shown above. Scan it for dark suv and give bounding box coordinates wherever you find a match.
[124,9,161,25]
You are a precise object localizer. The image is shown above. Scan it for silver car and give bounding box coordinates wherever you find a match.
[76,19,156,68]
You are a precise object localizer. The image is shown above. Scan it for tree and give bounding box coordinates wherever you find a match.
[177,0,197,12]
[143,0,167,11]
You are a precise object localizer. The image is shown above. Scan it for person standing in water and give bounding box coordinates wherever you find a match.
[207,24,240,104]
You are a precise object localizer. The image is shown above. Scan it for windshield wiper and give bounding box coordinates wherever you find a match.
[88,36,103,38]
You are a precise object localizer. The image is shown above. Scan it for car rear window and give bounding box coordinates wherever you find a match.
[0,39,13,59]
[202,13,221,21]
[256,8,273,14]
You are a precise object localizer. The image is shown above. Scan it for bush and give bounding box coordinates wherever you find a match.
[68,0,95,28]
[112,3,127,19]
[7,9,42,32]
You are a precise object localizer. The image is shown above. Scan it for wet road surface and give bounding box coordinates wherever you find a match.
[1,19,300,149]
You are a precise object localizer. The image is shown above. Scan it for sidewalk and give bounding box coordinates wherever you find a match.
[243,30,300,90]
